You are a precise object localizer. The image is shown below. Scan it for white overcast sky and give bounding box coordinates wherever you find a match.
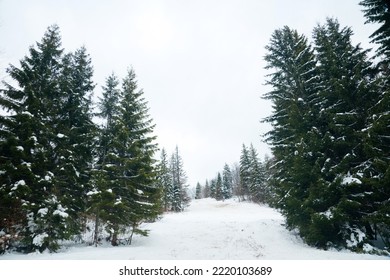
[0,0,379,186]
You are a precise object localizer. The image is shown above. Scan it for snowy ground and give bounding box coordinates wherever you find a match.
[1,198,388,260]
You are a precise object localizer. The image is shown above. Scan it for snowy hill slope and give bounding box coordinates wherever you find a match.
[1,198,388,260]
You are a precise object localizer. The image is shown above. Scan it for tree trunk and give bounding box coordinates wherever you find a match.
[111,225,119,246]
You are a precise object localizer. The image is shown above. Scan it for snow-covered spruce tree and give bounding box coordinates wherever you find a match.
[114,68,160,245]
[263,26,322,246]
[203,179,211,198]
[360,0,390,251]
[239,144,252,200]
[310,18,379,250]
[195,182,202,199]
[209,178,216,199]
[222,163,233,200]
[91,69,160,246]
[215,172,223,201]
[156,148,173,211]
[53,46,97,237]
[0,25,95,252]
[360,0,390,61]
[169,146,190,212]
[231,163,242,199]
[88,73,121,246]
[248,144,267,203]
[262,154,277,205]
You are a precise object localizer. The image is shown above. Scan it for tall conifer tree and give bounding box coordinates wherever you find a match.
[0,25,96,252]
[156,148,173,211]
[91,69,159,246]
[360,0,390,249]
[308,18,378,248]
[170,146,189,212]
[222,164,233,200]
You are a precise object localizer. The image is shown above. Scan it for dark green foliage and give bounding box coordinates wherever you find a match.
[156,148,173,210]
[263,26,319,229]
[239,144,251,200]
[238,144,269,203]
[169,146,190,212]
[0,25,96,252]
[215,173,223,201]
[360,0,390,60]
[264,18,390,254]
[360,0,390,250]
[90,69,160,246]
[222,164,233,200]
[0,25,161,253]
[154,146,190,212]
[203,180,211,198]
[248,144,268,203]
[209,178,216,199]
[195,182,202,199]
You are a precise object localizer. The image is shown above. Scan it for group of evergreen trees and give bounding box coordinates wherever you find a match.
[195,165,232,201]
[263,1,390,253]
[239,144,269,203]
[156,146,190,212]
[0,25,161,253]
[197,144,271,204]
[1,0,388,257]
[198,164,233,201]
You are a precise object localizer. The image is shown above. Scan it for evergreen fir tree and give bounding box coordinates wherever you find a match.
[222,163,233,200]
[170,146,190,212]
[0,25,85,252]
[203,180,211,198]
[91,69,160,246]
[263,18,388,252]
[195,182,202,199]
[231,163,242,199]
[53,46,97,236]
[88,73,121,246]
[113,68,159,245]
[309,18,378,249]
[248,144,267,203]
[360,0,390,249]
[156,148,173,211]
[209,178,216,199]
[263,25,323,247]
[215,173,223,201]
[360,0,390,61]
[239,144,251,200]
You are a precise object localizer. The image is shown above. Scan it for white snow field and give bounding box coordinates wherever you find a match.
[1,198,388,260]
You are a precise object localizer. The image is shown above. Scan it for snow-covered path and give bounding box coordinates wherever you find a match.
[1,198,388,259]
